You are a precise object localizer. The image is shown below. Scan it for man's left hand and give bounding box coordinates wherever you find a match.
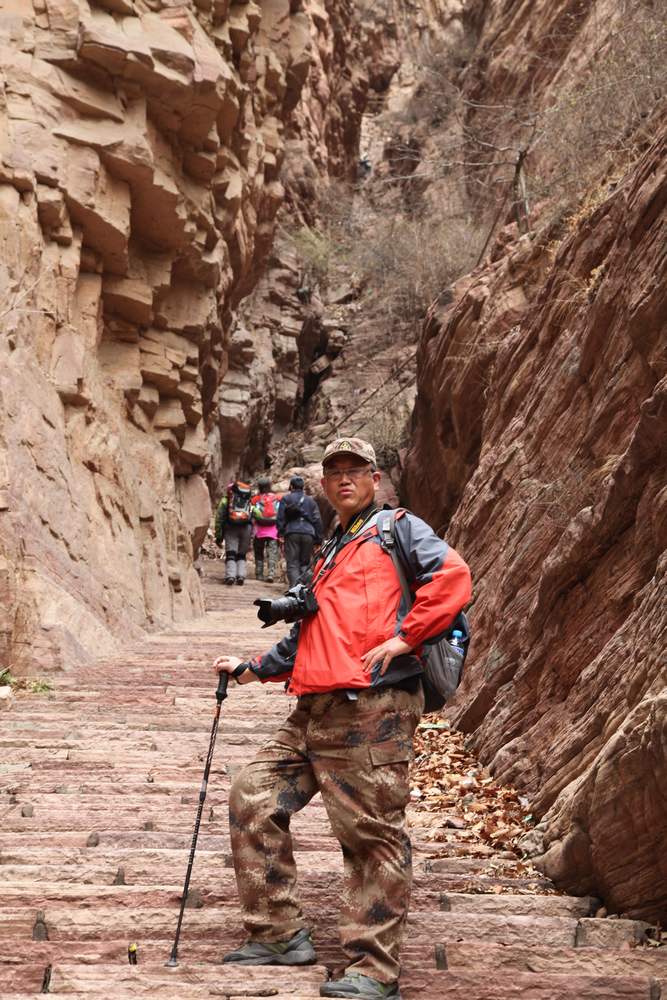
[361,636,412,676]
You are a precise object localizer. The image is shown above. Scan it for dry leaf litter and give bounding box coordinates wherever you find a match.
[407,720,553,895]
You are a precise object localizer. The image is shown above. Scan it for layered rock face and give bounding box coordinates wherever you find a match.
[403,10,667,923]
[210,2,401,490]
[0,0,364,673]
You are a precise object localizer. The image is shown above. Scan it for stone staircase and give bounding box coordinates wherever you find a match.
[1,562,665,999]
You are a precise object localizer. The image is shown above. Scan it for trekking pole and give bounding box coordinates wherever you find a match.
[166,671,229,967]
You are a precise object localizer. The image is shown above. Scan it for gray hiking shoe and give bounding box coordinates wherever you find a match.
[320,973,402,1000]
[223,928,316,966]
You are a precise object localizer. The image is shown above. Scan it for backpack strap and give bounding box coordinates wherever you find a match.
[377,509,413,608]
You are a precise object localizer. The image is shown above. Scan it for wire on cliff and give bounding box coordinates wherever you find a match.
[327,351,417,434]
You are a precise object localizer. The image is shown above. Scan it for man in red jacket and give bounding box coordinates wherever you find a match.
[214,438,471,1000]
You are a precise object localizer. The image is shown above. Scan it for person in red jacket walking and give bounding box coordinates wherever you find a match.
[213,438,472,1000]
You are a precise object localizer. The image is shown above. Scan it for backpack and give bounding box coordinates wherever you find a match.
[283,493,306,522]
[253,492,278,526]
[377,509,470,714]
[228,482,252,523]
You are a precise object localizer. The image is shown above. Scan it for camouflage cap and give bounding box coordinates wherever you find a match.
[321,436,376,467]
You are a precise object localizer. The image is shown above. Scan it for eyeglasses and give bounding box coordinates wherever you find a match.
[323,466,373,482]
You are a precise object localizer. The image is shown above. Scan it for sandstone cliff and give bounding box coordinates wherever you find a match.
[0,0,382,674]
[209,3,402,489]
[403,0,666,922]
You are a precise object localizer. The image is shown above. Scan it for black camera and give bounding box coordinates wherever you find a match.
[254,583,319,628]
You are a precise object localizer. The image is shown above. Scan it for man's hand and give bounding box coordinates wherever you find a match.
[213,654,257,684]
[361,636,412,676]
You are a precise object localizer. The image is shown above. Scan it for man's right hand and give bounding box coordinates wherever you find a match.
[213,654,256,684]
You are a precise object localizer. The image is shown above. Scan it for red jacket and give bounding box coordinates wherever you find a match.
[247,509,472,696]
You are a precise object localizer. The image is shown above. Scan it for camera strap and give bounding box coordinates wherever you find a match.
[314,504,379,583]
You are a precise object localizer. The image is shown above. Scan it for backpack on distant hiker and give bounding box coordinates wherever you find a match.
[283,493,307,521]
[228,482,252,523]
[377,509,470,714]
[252,492,279,526]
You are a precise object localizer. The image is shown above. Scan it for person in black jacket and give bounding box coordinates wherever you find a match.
[277,475,323,585]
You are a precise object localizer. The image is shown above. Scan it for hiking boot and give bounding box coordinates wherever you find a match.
[236,578,245,586]
[223,928,316,966]
[266,577,274,583]
[224,577,235,586]
[320,973,402,1000]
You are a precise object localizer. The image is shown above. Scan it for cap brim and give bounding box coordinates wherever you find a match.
[322,450,372,466]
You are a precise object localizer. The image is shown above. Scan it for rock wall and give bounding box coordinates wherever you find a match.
[208,0,402,491]
[0,0,374,673]
[403,2,667,922]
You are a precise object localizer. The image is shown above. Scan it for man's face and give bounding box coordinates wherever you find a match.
[321,454,380,522]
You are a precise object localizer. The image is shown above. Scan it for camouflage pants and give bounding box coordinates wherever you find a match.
[253,537,279,580]
[228,684,424,983]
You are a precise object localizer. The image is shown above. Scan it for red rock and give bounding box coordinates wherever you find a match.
[404,117,667,925]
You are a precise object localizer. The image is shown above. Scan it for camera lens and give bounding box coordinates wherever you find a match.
[253,585,318,628]
[254,596,295,626]
[254,598,277,626]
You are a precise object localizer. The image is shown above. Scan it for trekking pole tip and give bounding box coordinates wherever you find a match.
[165,956,179,968]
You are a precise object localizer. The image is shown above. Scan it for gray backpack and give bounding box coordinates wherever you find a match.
[377,509,470,714]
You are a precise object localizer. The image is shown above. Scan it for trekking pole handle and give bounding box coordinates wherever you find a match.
[216,671,229,703]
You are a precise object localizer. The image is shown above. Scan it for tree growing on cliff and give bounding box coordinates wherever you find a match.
[367,0,666,258]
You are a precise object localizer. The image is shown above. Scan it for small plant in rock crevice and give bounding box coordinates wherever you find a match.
[0,668,53,695]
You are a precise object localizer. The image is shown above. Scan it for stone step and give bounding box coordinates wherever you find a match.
[0,742,274,761]
[0,884,596,919]
[400,970,657,1000]
[2,790,471,821]
[0,906,645,950]
[0,827,483,859]
[0,961,328,996]
[4,682,237,700]
[0,816,346,848]
[442,941,667,977]
[0,836,482,874]
[4,942,665,990]
[3,699,287,716]
[1,718,274,737]
[0,720,265,741]
[0,836,496,868]
[437,891,595,917]
[0,719,267,742]
[0,963,659,1000]
[3,724,286,759]
[0,834,341,861]
[0,857,556,897]
[0,994,321,1000]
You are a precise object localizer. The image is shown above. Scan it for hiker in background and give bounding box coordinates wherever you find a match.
[215,480,253,586]
[252,477,280,583]
[277,475,323,585]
